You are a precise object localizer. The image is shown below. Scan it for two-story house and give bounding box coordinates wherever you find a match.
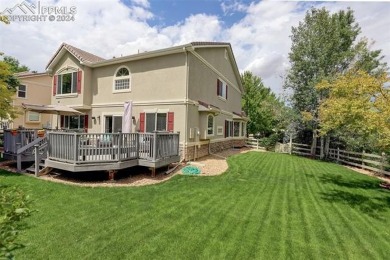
[46,42,247,160]
[9,72,52,129]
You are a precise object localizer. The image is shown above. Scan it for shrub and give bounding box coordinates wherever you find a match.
[259,133,282,151]
[0,185,33,259]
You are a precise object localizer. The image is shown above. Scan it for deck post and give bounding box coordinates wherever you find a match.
[73,133,78,163]
[34,144,39,177]
[176,132,180,156]
[118,132,122,162]
[136,133,139,159]
[108,170,116,181]
[16,143,21,172]
[152,131,158,162]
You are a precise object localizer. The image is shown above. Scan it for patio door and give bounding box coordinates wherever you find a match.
[104,116,122,133]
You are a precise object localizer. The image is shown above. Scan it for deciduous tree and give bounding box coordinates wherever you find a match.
[242,71,289,137]
[284,7,386,155]
[317,70,390,150]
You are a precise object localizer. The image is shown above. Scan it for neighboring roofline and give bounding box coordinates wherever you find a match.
[16,71,49,78]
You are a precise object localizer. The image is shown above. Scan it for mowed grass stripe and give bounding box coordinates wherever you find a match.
[216,154,276,259]
[309,162,389,259]
[299,161,347,258]
[310,162,387,256]
[1,152,389,259]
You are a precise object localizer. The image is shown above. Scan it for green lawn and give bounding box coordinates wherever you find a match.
[2,152,390,259]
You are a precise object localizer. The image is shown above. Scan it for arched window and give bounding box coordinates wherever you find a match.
[207,114,214,136]
[114,67,131,92]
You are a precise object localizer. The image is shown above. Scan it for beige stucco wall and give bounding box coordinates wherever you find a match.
[51,52,86,108]
[91,53,187,105]
[11,74,52,129]
[186,52,243,142]
[195,48,241,89]
[89,103,186,142]
[187,53,242,114]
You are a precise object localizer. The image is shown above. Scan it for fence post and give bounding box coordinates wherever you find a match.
[256,139,259,150]
[381,152,386,174]
[34,144,39,177]
[289,136,292,155]
[337,147,340,163]
[362,150,365,168]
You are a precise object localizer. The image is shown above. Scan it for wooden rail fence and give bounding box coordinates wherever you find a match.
[289,142,389,176]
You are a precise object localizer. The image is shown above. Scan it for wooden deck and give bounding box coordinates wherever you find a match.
[2,130,180,175]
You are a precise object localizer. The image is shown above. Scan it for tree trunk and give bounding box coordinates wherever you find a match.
[324,135,330,159]
[311,129,317,157]
[320,135,324,159]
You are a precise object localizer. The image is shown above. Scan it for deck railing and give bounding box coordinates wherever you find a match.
[3,129,40,154]
[47,131,180,164]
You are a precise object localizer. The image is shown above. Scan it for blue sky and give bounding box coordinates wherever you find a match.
[0,0,389,95]
[144,0,247,27]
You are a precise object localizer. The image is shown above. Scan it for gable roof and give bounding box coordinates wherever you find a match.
[46,43,105,70]
[45,42,243,92]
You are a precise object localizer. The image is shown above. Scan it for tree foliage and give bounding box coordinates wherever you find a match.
[0,60,19,120]
[284,7,387,151]
[0,184,33,259]
[241,71,290,137]
[3,56,29,74]
[317,70,390,150]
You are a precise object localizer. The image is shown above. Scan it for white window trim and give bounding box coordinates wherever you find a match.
[56,70,78,95]
[145,112,168,132]
[17,84,27,99]
[101,113,123,132]
[113,66,131,93]
[233,121,241,137]
[217,126,223,136]
[207,114,214,136]
[26,111,41,123]
[217,79,227,100]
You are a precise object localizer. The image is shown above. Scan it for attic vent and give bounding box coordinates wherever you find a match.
[224,49,228,60]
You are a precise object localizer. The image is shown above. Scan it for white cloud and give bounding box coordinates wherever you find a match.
[161,14,222,45]
[131,0,150,8]
[221,0,248,15]
[0,0,389,96]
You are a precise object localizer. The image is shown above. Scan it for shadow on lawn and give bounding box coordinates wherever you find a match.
[319,174,379,190]
[320,189,390,219]
[319,174,390,219]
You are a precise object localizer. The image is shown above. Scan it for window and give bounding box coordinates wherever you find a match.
[234,121,240,137]
[105,116,122,133]
[57,72,77,94]
[241,122,246,137]
[17,85,26,98]
[62,115,85,129]
[225,120,234,137]
[146,113,167,132]
[114,67,131,92]
[207,114,214,136]
[217,79,228,100]
[27,111,40,122]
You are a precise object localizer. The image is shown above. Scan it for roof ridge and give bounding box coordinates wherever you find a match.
[63,43,105,63]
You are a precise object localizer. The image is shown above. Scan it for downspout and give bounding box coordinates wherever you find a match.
[184,47,189,161]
